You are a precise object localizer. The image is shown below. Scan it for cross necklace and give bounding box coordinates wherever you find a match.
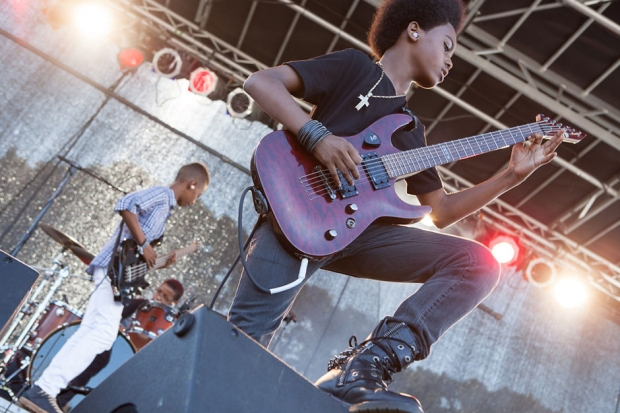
[355,62,407,111]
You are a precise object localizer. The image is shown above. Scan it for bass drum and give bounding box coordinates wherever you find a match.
[23,301,83,354]
[28,321,136,411]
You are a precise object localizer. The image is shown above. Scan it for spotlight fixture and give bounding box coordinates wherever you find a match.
[226,87,254,118]
[72,2,112,39]
[117,48,144,71]
[189,67,218,96]
[553,277,588,308]
[152,48,182,79]
[525,258,557,288]
[488,235,520,266]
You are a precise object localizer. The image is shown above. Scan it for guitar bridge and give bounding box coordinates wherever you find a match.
[315,166,336,200]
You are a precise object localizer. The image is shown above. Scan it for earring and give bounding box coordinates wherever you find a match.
[190,185,195,189]
[412,32,419,40]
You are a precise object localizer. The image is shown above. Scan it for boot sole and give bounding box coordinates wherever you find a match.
[18,397,55,413]
[349,400,424,413]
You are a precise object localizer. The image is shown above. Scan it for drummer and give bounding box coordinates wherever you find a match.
[122,278,185,324]
[54,279,185,411]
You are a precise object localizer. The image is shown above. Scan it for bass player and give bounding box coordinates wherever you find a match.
[20,163,209,413]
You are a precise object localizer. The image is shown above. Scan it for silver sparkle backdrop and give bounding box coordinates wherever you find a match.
[1,2,620,412]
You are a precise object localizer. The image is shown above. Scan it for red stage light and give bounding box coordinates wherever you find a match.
[189,67,218,96]
[117,48,144,70]
[488,235,520,265]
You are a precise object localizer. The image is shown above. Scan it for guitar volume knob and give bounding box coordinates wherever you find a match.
[346,203,358,214]
[325,229,338,240]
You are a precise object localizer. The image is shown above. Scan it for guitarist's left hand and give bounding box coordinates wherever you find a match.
[509,129,564,182]
[163,252,177,269]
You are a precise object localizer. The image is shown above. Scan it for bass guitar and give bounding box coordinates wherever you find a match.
[250,114,584,259]
[108,239,200,303]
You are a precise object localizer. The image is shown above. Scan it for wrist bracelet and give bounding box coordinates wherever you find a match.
[297,120,332,153]
[136,239,149,255]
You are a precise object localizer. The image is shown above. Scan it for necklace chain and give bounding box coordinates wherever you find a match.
[370,62,407,99]
[355,62,406,111]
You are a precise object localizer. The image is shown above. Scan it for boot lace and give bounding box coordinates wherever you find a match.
[327,334,414,383]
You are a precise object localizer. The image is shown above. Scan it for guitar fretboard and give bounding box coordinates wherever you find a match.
[151,243,197,270]
[382,121,545,178]
[124,242,199,282]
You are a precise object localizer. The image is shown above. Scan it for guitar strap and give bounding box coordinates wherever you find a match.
[107,220,125,299]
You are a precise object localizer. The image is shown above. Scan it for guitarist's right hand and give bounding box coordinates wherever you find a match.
[142,245,157,269]
[313,135,362,188]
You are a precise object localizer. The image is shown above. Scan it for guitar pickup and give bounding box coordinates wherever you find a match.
[362,152,390,190]
[336,170,358,199]
[314,166,358,200]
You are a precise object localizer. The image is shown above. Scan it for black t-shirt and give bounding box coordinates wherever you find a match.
[286,48,442,195]
[122,298,148,319]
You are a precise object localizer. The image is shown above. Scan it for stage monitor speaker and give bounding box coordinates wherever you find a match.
[71,305,349,413]
[0,250,39,340]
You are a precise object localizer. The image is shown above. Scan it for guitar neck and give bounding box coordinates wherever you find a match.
[384,121,545,179]
[142,243,198,272]
[153,244,197,270]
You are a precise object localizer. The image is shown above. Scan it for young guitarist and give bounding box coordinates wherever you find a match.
[228,1,566,412]
[20,163,209,413]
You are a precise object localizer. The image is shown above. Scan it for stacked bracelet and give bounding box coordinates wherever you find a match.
[297,120,332,153]
[136,239,149,255]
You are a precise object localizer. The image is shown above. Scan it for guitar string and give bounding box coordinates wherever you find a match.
[299,120,567,188]
[125,246,194,281]
[298,124,547,194]
[299,122,548,185]
[299,123,570,199]
[126,244,196,280]
[124,244,197,281]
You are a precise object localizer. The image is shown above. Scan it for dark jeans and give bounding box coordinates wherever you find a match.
[228,221,500,359]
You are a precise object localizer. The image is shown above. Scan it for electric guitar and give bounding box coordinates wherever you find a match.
[250,114,585,259]
[108,239,200,303]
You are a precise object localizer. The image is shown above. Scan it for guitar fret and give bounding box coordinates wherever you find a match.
[399,154,408,176]
[383,119,572,181]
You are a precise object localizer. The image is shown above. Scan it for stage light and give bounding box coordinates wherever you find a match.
[553,277,588,308]
[117,48,144,71]
[189,67,219,96]
[525,258,557,288]
[72,2,112,39]
[152,48,183,79]
[488,235,520,265]
[226,87,254,118]
[420,215,434,227]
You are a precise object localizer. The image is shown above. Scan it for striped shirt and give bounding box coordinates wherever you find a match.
[87,186,177,275]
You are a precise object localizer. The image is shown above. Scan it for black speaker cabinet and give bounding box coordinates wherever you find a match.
[0,250,39,339]
[71,305,348,413]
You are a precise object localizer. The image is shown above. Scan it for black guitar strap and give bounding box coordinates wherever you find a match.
[107,220,125,301]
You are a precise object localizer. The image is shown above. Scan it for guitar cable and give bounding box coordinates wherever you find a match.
[209,186,308,309]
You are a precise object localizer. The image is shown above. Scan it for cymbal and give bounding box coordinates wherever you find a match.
[69,245,95,265]
[39,223,95,265]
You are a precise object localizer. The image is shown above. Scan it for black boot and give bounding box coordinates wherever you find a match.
[315,319,423,413]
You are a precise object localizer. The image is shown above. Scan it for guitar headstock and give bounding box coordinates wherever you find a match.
[536,114,586,144]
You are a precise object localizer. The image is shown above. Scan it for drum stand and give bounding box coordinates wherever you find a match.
[0,251,70,357]
[0,251,70,402]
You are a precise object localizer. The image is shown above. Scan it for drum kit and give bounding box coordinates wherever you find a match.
[0,224,180,408]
